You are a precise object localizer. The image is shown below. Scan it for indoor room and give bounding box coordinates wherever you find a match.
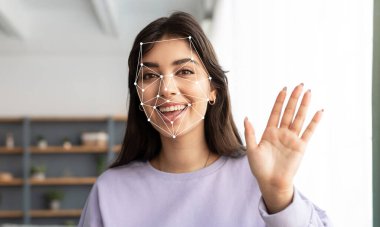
[0,0,378,226]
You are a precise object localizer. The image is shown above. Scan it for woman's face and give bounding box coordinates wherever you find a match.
[135,36,216,139]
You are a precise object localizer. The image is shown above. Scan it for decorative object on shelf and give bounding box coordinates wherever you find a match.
[96,156,107,175]
[62,137,72,150]
[64,220,76,227]
[5,133,15,148]
[45,190,64,210]
[30,165,46,180]
[81,131,108,147]
[0,172,13,181]
[37,135,48,149]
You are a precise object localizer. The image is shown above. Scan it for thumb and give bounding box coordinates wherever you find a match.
[244,117,258,150]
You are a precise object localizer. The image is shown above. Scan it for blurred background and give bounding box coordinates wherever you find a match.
[0,0,377,226]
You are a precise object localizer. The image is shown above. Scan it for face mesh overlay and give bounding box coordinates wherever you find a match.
[134,36,213,139]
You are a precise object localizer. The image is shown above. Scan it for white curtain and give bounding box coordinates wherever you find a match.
[209,0,373,226]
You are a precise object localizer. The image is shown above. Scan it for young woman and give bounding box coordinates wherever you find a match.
[79,12,332,226]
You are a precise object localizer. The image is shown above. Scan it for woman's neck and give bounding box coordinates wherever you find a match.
[151,125,219,173]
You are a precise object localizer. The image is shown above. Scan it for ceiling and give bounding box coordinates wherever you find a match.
[0,0,213,55]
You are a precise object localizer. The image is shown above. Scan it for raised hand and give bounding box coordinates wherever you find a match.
[244,84,323,213]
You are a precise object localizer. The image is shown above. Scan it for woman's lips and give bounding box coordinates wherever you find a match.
[158,106,188,123]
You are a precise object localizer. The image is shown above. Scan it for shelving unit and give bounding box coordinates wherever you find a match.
[0,116,126,225]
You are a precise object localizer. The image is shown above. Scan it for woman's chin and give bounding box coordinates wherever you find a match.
[154,120,204,139]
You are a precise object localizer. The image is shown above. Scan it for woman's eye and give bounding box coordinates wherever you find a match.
[142,73,159,80]
[177,69,194,75]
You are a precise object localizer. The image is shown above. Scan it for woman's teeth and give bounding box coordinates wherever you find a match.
[159,105,186,113]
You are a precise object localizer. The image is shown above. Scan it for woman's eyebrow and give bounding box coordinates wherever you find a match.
[142,62,159,68]
[142,58,198,68]
[172,58,199,66]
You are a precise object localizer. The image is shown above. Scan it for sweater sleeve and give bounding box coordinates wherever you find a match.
[258,189,333,227]
[78,183,104,227]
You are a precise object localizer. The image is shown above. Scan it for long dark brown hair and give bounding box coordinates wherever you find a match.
[110,12,245,168]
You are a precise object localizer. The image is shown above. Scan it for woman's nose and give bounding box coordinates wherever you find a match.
[159,73,179,98]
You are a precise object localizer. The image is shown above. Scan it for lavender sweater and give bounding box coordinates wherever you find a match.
[78,155,332,227]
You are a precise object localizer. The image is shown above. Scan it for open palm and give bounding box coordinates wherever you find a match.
[244,84,323,212]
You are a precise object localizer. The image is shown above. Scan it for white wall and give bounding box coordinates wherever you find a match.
[211,0,373,226]
[0,54,128,116]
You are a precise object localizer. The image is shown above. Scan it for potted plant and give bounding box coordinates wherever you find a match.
[96,156,107,175]
[37,135,48,149]
[62,137,72,150]
[45,190,64,210]
[30,165,46,180]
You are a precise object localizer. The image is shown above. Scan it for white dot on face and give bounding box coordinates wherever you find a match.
[160,75,163,78]
[208,77,212,80]
[153,106,156,109]
[169,74,173,77]
[142,89,145,92]
[177,92,181,95]
[207,98,210,101]
[156,95,159,98]
[140,42,143,45]
[170,121,173,124]
[140,103,143,106]
[166,100,170,103]
[188,103,191,106]
[173,135,176,138]
[134,82,137,85]
[189,36,192,39]
[164,88,168,91]
[202,116,205,119]
[140,63,143,66]
[147,118,150,122]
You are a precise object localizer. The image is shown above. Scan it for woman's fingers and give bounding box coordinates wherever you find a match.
[280,83,304,129]
[290,89,311,135]
[266,87,287,128]
[301,110,323,142]
[244,117,258,150]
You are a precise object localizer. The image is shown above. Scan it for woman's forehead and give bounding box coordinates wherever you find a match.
[142,38,198,63]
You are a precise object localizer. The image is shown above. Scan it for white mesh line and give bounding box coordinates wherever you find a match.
[141,37,189,45]
[174,106,190,135]
[149,118,173,137]
[136,36,213,139]
[176,117,204,136]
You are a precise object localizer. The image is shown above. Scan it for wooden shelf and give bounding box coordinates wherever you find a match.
[0,116,127,122]
[29,177,96,185]
[30,209,82,218]
[0,178,23,186]
[29,116,127,122]
[30,145,108,153]
[0,118,23,123]
[113,115,128,122]
[0,147,23,154]
[0,209,83,218]
[0,210,23,218]
[30,145,121,154]
[113,144,121,152]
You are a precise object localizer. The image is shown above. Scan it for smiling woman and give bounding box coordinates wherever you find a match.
[136,36,215,139]
[78,12,332,227]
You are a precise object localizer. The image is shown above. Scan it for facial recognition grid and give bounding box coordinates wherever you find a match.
[134,36,213,138]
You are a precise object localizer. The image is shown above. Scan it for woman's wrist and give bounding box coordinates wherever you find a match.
[260,185,294,214]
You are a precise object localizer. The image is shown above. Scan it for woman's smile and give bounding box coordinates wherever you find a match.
[157,102,189,123]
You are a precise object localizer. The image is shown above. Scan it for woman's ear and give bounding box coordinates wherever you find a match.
[209,88,217,101]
